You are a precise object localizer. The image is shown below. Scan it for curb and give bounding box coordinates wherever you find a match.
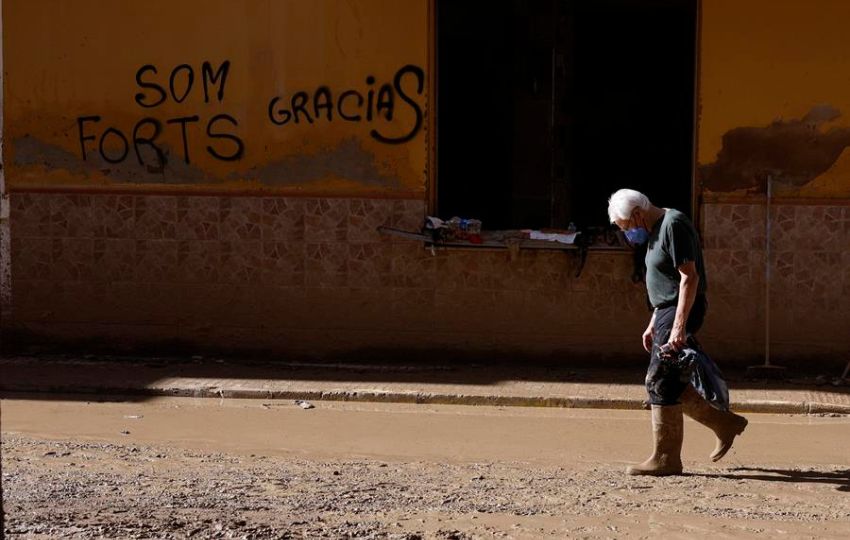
[3,384,849,415]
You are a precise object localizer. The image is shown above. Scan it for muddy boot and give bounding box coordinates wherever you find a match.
[680,385,748,462]
[626,405,683,476]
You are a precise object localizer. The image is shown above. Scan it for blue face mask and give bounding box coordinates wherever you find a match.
[624,227,649,245]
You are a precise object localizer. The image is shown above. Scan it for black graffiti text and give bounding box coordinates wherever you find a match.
[77,113,244,169]
[135,61,231,108]
[267,64,424,145]
[75,59,244,168]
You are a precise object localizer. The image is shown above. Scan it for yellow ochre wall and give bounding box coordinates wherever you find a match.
[699,0,850,199]
[697,0,850,364]
[4,0,429,196]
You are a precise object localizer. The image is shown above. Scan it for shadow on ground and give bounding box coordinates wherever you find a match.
[1,351,848,403]
[694,467,850,492]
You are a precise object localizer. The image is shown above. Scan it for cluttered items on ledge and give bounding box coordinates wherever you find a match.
[424,216,483,243]
[422,216,583,246]
[378,216,629,277]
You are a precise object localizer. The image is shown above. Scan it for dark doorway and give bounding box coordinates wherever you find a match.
[436,0,698,229]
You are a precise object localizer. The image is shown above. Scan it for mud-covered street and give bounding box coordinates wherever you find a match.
[2,397,849,539]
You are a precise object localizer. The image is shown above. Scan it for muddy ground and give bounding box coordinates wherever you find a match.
[2,398,849,539]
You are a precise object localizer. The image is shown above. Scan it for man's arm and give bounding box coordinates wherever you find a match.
[667,260,699,351]
[642,309,657,353]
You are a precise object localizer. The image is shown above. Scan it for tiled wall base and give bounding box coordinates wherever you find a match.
[13,194,846,365]
[10,193,651,363]
[702,203,850,364]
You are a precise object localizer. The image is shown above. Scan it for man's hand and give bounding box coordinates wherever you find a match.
[642,324,654,353]
[666,325,687,352]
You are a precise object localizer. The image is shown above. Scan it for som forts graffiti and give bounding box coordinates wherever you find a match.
[75,62,425,174]
[77,61,243,171]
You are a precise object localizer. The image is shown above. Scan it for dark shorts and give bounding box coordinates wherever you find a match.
[645,295,707,406]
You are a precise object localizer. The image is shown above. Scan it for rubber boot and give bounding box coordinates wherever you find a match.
[680,385,748,462]
[626,405,683,476]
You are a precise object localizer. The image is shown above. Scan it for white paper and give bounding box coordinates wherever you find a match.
[528,231,579,244]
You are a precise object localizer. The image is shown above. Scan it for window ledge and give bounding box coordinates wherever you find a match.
[377,227,631,252]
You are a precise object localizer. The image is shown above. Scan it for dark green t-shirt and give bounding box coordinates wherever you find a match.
[645,209,707,308]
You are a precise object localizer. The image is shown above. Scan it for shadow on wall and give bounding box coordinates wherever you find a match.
[700,105,850,194]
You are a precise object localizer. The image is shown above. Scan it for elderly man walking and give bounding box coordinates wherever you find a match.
[608,189,748,476]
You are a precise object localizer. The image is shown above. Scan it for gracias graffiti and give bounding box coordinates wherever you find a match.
[267,65,424,145]
[76,60,243,170]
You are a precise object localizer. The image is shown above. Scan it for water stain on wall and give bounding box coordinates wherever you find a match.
[13,135,214,185]
[241,137,402,187]
[12,135,405,189]
[700,105,850,193]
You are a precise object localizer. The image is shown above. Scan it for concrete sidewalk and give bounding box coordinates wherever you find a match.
[2,355,849,414]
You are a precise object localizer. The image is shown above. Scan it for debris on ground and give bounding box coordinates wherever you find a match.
[3,434,849,538]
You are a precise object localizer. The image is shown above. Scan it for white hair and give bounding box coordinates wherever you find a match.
[607,189,651,223]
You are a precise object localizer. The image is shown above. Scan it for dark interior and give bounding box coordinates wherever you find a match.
[436,0,697,229]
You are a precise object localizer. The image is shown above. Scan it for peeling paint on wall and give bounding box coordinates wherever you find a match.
[700,106,850,194]
[699,0,850,200]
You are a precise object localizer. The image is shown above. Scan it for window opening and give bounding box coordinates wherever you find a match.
[435,0,698,231]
